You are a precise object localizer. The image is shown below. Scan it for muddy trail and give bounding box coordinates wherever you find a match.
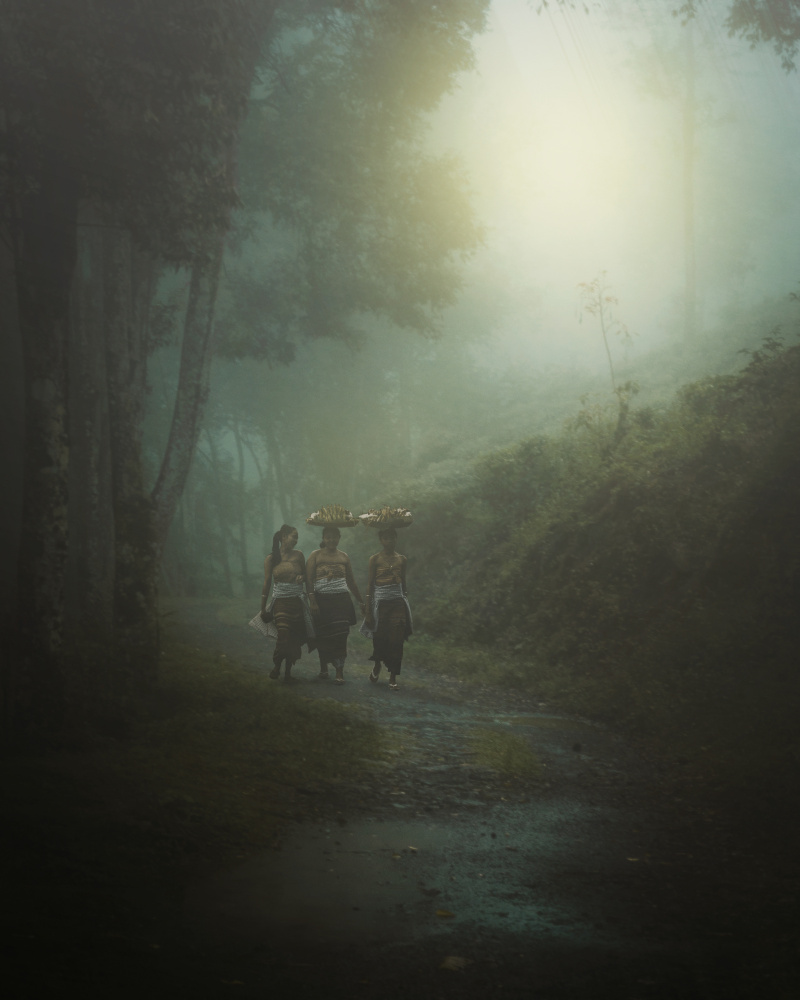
[156,601,798,999]
[6,602,798,999]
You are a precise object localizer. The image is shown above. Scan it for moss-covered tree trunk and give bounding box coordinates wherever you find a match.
[231,418,250,590]
[15,148,80,709]
[97,227,227,688]
[151,239,226,549]
[203,426,235,597]
[103,224,160,689]
[66,204,115,645]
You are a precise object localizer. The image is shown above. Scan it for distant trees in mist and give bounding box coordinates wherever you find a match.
[0,0,489,722]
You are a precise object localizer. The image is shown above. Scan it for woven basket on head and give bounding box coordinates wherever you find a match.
[358,506,413,530]
[306,504,360,528]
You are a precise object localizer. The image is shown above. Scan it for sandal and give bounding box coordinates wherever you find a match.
[318,670,330,680]
[389,682,399,691]
[369,667,380,683]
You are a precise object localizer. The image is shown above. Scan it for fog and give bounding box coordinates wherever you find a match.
[439,0,800,367]
[148,0,800,593]
[5,0,799,600]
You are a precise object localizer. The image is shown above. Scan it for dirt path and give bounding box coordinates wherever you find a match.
[162,601,797,998]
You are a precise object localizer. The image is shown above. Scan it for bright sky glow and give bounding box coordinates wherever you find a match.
[431,0,800,370]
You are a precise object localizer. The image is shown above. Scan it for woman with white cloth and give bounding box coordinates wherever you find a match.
[361,527,412,690]
[260,524,315,681]
[306,526,365,684]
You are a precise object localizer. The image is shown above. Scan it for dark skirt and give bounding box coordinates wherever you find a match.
[271,596,307,667]
[314,591,356,664]
[369,597,411,674]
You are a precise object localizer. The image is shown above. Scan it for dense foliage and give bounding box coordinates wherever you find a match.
[399,334,800,777]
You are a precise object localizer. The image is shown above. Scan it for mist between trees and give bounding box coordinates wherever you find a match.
[2,0,800,743]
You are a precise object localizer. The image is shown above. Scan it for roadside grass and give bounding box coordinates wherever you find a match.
[468,727,543,779]
[212,598,256,627]
[4,639,384,891]
[409,633,800,804]
[124,640,383,858]
[410,635,529,689]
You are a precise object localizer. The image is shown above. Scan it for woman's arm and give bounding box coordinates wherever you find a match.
[400,555,408,596]
[295,552,306,585]
[366,553,378,596]
[364,554,378,624]
[344,555,364,607]
[260,556,273,619]
[306,551,318,610]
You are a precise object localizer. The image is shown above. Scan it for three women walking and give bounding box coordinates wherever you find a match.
[252,505,412,687]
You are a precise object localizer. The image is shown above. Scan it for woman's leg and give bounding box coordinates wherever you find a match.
[334,656,346,683]
[272,598,303,680]
[373,598,406,687]
[314,592,352,679]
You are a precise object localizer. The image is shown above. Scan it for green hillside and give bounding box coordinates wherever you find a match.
[404,337,800,795]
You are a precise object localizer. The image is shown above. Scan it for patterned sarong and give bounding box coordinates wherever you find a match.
[313,576,356,664]
[359,583,412,675]
[249,582,315,643]
[359,584,412,639]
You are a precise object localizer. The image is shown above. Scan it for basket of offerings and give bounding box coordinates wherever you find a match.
[358,505,413,529]
[306,504,361,528]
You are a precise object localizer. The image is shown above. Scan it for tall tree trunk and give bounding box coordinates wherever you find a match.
[242,431,270,560]
[162,499,189,597]
[0,184,25,741]
[264,424,290,524]
[231,419,250,588]
[203,428,234,597]
[104,223,160,688]
[66,203,115,645]
[100,226,227,676]
[151,236,226,549]
[15,148,79,707]
[0,212,24,617]
[683,17,697,342]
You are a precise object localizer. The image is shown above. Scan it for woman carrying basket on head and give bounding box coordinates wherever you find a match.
[257,524,315,681]
[305,507,365,684]
[360,515,413,691]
